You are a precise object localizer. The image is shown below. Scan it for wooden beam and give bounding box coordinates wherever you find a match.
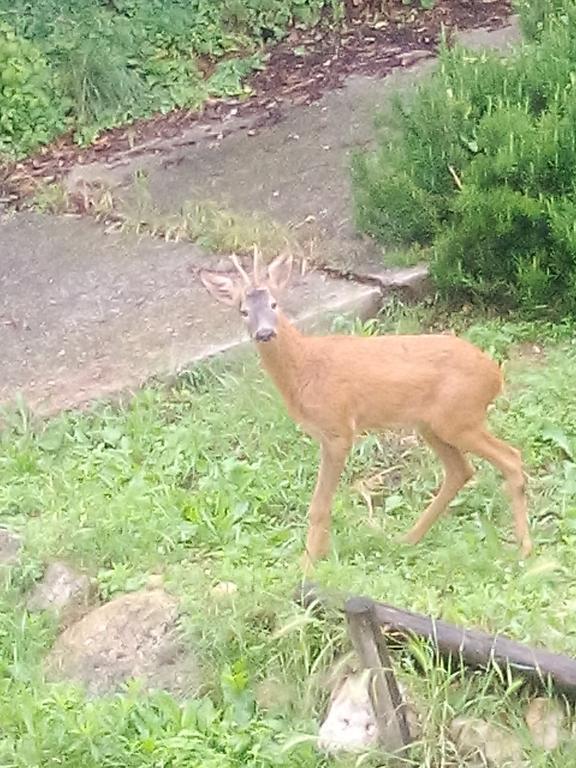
[345,596,412,758]
[295,581,576,697]
[372,601,576,696]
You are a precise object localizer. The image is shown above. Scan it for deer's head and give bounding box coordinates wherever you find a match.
[199,246,293,343]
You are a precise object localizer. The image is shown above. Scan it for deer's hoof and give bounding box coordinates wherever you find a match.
[400,530,421,546]
[521,537,533,558]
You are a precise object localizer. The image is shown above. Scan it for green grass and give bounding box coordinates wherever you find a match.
[2,306,576,765]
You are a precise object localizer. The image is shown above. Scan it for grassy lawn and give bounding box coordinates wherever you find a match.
[1,304,576,766]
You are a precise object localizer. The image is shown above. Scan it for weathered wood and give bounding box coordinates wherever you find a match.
[372,601,576,697]
[295,582,576,698]
[345,596,412,755]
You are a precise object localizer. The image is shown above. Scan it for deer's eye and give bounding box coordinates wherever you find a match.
[271,302,278,310]
[240,309,248,317]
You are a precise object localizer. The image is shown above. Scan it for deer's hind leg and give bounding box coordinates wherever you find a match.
[450,427,531,557]
[402,426,475,545]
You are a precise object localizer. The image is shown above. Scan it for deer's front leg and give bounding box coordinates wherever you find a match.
[301,436,351,573]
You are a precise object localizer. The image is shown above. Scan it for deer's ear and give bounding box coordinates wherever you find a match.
[199,270,240,306]
[267,252,293,295]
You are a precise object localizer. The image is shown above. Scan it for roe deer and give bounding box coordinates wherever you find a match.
[199,248,532,570]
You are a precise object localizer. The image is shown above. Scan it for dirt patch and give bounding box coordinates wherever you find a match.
[1,0,511,204]
[511,341,547,364]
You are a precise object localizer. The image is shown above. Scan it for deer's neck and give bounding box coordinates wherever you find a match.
[255,312,308,403]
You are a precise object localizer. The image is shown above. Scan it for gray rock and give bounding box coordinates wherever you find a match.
[451,716,524,767]
[0,528,22,584]
[525,697,569,751]
[45,589,202,698]
[367,264,432,301]
[317,667,420,754]
[27,561,95,625]
[318,669,379,754]
[0,527,22,566]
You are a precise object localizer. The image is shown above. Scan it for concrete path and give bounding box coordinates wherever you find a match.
[0,211,379,414]
[0,22,520,416]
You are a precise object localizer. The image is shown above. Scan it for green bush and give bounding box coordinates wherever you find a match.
[514,0,568,39]
[0,23,67,157]
[352,0,576,316]
[0,0,336,156]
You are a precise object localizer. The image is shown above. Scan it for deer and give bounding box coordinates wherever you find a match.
[199,247,532,571]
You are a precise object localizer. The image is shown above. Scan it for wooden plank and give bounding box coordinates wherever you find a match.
[372,601,576,696]
[295,581,576,697]
[345,596,412,756]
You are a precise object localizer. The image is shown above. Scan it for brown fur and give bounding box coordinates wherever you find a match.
[199,251,532,571]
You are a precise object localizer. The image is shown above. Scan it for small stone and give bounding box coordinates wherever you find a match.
[146,574,164,590]
[211,581,238,598]
[27,561,95,625]
[0,528,22,584]
[451,716,524,767]
[368,265,431,301]
[0,528,22,566]
[525,697,568,751]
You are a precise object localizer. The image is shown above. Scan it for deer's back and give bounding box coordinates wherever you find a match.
[294,333,502,436]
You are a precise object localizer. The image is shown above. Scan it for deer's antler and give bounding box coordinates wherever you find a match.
[230,253,251,287]
[253,244,264,285]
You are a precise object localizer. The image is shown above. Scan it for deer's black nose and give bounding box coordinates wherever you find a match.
[255,328,276,342]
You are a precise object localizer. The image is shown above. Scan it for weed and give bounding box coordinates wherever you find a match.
[95,171,292,256]
[30,181,70,214]
[514,0,567,39]
[0,22,67,156]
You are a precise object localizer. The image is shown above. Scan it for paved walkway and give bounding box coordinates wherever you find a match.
[0,211,380,414]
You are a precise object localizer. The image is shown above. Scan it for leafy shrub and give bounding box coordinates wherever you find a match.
[0,23,67,157]
[0,0,336,156]
[352,0,576,316]
[514,0,568,39]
